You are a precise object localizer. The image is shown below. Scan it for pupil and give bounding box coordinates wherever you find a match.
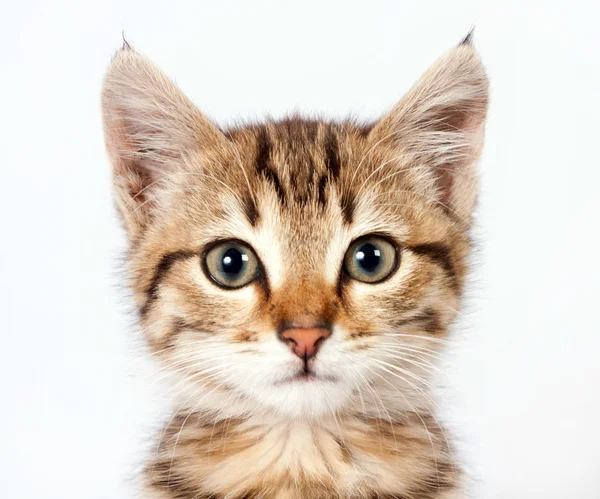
[221,248,244,275]
[356,243,381,273]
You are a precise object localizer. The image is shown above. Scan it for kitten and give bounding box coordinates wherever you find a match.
[102,34,488,499]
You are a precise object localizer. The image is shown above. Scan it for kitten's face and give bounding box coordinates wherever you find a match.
[102,45,488,419]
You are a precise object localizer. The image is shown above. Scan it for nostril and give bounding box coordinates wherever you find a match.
[281,335,298,347]
[313,335,326,351]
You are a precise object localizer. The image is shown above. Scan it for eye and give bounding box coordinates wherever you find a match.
[343,236,399,284]
[204,241,260,289]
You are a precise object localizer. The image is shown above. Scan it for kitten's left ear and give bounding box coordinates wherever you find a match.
[369,40,489,222]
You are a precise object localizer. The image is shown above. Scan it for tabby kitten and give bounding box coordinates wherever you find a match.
[102,35,488,499]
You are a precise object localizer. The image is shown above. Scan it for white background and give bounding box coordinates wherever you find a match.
[1,1,599,498]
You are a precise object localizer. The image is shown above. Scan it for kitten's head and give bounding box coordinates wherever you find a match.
[102,40,488,420]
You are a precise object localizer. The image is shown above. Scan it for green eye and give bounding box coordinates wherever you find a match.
[343,236,399,283]
[204,241,260,289]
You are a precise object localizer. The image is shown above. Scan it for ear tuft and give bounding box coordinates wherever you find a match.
[458,27,475,46]
[120,31,133,51]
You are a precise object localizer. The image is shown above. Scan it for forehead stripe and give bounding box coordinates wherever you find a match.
[324,128,341,179]
[243,196,259,227]
[339,192,355,225]
[255,127,286,204]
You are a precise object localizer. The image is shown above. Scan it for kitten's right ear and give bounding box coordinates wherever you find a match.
[101,47,227,239]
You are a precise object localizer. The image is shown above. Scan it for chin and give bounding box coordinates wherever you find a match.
[253,375,353,419]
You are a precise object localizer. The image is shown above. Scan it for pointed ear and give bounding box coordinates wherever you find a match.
[101,48,228,238]
[369,42,489,222]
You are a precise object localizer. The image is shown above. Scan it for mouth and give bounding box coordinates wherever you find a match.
[276,370,338,385]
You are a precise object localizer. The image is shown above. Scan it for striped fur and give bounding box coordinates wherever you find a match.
[102,37,488,498]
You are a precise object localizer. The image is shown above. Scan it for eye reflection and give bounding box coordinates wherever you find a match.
[355,244,382,273]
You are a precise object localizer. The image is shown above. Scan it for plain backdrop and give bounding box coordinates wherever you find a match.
[1,1,599,498]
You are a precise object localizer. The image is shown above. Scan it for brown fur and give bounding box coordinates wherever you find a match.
[102,36,488,498]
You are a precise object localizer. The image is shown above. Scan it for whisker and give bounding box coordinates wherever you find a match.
[152,367,235,468]
[349,359,396,451]
[375,343,445,361]
[166,377,234,484]
[377,348,443,375]
[229,140,258,209]
[359,361,439,476]
[356,162,432,200]
[368,358,436,395]
[380,333,454,346]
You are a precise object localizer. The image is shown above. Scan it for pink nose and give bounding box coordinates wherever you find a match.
[279,327,331,358]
